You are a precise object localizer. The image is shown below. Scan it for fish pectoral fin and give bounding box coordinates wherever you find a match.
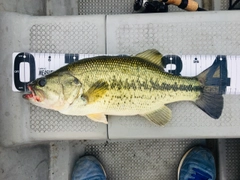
[87,113,108,124]
[141,105,172,126]
[134,49,164,71]
[84,80,109,104]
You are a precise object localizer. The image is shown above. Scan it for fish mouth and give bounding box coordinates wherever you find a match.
[22,85,42,102]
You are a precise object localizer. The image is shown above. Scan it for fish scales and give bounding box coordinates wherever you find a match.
[60,56,202,114]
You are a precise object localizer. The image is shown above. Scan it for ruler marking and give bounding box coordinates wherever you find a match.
[12,52,235,93]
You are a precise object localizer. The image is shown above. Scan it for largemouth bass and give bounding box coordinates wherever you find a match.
[23,49,223,126]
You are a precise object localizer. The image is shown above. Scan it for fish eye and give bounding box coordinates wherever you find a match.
[38,78,47,87]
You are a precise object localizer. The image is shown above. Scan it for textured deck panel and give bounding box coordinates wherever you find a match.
[85,139,205,179]
[49,139,206,180]
[106,12,240,55]
[0,12,107,146]
[219,139,240,180]
[78,0,134,15]
[27,15,107,136]
[27,15,108,140]
[77,0,203,14]
[29,20,102,54]
[106,11,240,139]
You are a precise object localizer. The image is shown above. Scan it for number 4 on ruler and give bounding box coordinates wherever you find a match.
[205,55,230,94]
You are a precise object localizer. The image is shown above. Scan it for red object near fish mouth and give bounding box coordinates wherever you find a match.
[22,85,41,102]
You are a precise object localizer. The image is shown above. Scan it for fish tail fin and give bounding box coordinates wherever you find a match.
[195,64,224,119]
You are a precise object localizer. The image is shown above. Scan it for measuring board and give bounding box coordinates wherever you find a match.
[12,52,235,94]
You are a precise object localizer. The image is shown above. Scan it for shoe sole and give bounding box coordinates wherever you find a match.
[99,161,107,178]
[92,156,107,178]
[177,147,195,180]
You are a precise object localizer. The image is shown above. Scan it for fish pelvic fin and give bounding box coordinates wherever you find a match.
[141,105,172,126]
[195,64,224,119]
[135,49,164,70]
[84,80,109,104]
[87,113,108,124]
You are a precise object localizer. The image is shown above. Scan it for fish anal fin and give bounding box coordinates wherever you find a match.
[135,49,164,70]
[141,105,172,126]
[87,113,108,124]
[84,80,109,104]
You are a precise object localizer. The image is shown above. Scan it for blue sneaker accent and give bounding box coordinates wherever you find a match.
[178,146,216,180]
[72,156,106,180]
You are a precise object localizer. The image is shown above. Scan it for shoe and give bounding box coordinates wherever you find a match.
[178,146,216,180]
[72,155,107,180]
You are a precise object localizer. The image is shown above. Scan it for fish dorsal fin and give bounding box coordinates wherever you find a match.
[83,80,109,104]
[140,105,172,126]
[135,49,164,70]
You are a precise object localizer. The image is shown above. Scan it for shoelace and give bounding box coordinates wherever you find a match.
[189,168,212,180]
